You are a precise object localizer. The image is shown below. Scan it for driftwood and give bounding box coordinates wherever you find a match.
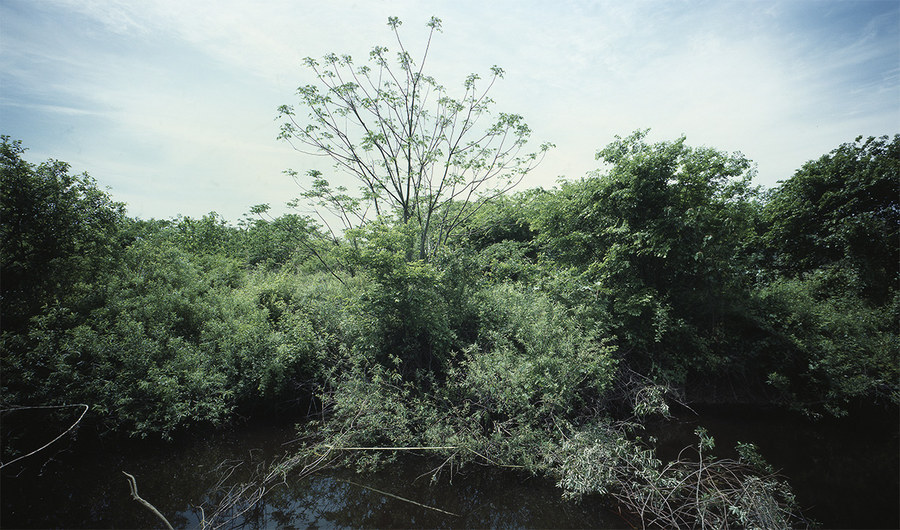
[123,471,175,530]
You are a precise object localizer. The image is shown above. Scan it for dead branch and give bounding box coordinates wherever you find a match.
[0,403,89,469]
[338,478,460,517]
[122,471,174,530]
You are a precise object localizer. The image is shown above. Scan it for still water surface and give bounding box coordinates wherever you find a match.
[2,405,897,528]
[1,415,623,528]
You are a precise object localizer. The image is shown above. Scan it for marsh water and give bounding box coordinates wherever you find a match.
[2,405,897,528]
[1,413,624,529]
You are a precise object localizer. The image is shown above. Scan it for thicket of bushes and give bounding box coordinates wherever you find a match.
[2,133,896,526]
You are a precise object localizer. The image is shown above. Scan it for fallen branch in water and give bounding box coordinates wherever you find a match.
[122,471,174,530]
[0,404,89,469]
[199,443,341,529]
[338,478,460,517]
[324,444,525,470]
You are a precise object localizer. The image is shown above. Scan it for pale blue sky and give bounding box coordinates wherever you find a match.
[2,0,898,221]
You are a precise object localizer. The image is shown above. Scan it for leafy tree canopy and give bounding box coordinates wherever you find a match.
[762,134,899,303]
[1,136,126,332]
[277,16,552,262]
[528,131,762,381]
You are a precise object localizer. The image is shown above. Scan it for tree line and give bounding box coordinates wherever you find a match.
[3,129,895,525]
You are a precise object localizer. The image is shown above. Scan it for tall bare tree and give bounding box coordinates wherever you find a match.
[277,16,552,261]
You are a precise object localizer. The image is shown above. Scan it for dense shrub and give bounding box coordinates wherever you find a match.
[527,132,762,384]
[761,134,899,304]
[2,236,327,437]
[1,136,126,333]
[756,274,899,415]
[453,283,617,420]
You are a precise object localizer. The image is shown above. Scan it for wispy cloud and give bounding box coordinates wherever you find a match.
[2,0,897,220]
[0,100,99,117]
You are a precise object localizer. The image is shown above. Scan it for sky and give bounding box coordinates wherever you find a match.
[2,0,898,222]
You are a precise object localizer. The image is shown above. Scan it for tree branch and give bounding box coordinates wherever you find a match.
[0,404,88,469]
[122,471,175,530]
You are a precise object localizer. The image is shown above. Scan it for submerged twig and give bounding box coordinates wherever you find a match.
[338,478,460,517]
[200,444,341,529]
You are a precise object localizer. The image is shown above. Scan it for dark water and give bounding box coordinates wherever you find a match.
[647,404,900,529]
[0,412,623,529]
[2,405,898,529]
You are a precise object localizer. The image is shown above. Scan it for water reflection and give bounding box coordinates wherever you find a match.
[1,419,624,529]
[221,463,623,529]
[645,404,900,529]
[4,406,896,529]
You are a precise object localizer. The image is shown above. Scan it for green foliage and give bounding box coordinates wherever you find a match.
[632,384,672,418]
[2,219,326,437]
[311,361,433,471]
[534,131,759,275]
[456,191,543,283]
[736,441,774,474]
[169,212,241,258]
[762,134,899,303]
[530,131,762,382]
[253,216,312,268]
[277,16,551,261]
[5,238,238,437]
[549,424,800,528]
[2,129,891,526]
[461,191,542,250]
[1,136,126,332]
[454,284,617,420]
[548,421,662,499]
[747,136,899,412]
[333,222,480,378]
[756,275,899,415]
[240,204,329,270]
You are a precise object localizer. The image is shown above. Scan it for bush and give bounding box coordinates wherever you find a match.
[2,237,331,438]
[453,283,617,420]
[756,274,899,415]
[1,136,126,333]
[547,423,802,529]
